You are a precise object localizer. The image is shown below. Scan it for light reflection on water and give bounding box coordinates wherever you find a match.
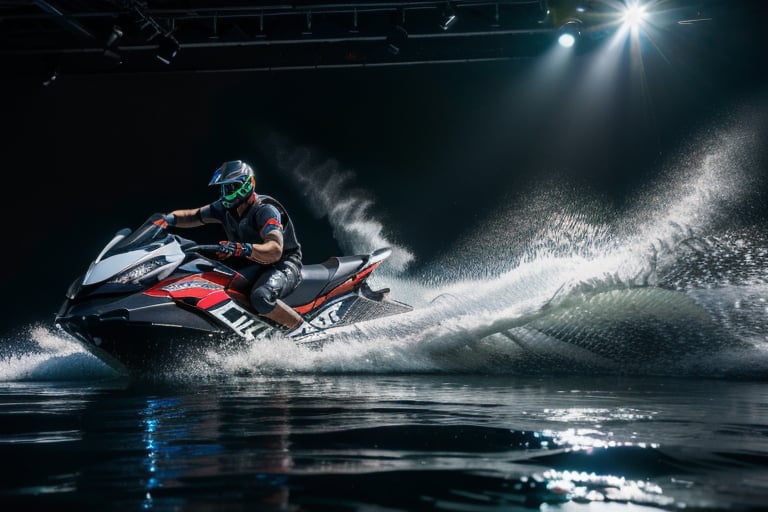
[0,375,766,511]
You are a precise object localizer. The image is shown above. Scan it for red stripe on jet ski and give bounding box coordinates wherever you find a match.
[294,262,379,315]
[198,290,230,309]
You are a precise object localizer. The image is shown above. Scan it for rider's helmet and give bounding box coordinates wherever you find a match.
[209,160,256,209]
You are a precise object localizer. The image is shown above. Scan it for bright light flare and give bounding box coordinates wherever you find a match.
[557,20,581,48]
[622,4,648,27]
[558,33,576,48]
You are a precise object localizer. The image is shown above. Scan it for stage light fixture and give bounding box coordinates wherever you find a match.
[557,19,582,48]
[386,25,408,55]
[103,24,124,64]
[439,3,458,31]
[106,25,123,48]
[156,35,179,64]
[42,68,59,87]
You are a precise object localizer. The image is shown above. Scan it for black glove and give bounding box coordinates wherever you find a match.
[216,241,253,259]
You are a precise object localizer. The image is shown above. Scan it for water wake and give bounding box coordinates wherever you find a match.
[3,113,767,381]
[212,116,768,378]
[0,325,120,381]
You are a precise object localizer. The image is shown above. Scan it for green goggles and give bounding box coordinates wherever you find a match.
[221,178,253,203]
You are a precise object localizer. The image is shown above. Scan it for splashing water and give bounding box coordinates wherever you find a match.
[196,118,768,379]
[261,134,415,274]
[0,325,121,382]
[3,115,768,381]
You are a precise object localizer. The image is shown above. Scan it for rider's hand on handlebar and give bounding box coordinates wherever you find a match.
[216,241,253,259]
[152,213,176,230]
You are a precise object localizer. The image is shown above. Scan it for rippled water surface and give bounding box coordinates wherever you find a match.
[0,374,766,511]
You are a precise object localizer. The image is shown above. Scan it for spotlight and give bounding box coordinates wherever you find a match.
[156,35,179,64]
[622,3,647,26]
[439,3,458,31]
[386,25,408,55]
[557,19,581,48]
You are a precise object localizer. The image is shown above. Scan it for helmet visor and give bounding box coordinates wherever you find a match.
[221,177,253,206]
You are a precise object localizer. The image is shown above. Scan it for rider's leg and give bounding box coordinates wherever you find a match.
[250,265,304,331]
[262,299,303,330]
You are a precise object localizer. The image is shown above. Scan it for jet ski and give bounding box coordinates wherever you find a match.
[55,213,413,374]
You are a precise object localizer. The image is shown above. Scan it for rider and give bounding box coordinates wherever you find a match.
[156,160,309,335]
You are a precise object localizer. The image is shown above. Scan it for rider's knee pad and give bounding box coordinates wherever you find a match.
[250,270,287,314]
[250,286,277,314]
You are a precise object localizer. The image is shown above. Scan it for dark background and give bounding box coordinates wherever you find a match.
[1,0,767,335]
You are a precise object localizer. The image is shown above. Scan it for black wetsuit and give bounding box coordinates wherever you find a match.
[201,194,303,314]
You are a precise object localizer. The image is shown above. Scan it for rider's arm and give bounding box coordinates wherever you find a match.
[167,204,221,228]
[246,230,283,265]
[244,204,284,264]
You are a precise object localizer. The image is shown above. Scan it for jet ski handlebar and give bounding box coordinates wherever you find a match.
[187,244,222,254]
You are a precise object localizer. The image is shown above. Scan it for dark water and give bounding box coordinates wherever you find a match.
[0,374,767,511]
